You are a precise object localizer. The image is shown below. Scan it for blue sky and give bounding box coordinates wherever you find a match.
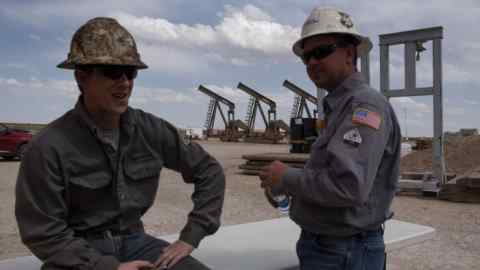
[1,0,479,136]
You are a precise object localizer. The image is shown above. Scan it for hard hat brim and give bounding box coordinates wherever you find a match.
[57,59,148,70]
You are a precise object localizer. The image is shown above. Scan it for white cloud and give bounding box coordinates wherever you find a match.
[112,4,299,57]
[215,5,298,55]
[114,13,218,47]
[390,97,431,119]
[1,77,78,99]
[223,4,273,22]
[444,63,477,83]
[139,44,207,74]
[130,85,195,106]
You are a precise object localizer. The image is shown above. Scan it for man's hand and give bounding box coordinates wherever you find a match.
[154,240,194,269]
[264,188,279,208]
[259,160,289,190]
[118,260,153,270]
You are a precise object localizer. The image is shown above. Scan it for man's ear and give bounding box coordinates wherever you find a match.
[74,69,88,91]
[74,69,87,93]
[345,46,355,66]
[74,69,85,84]
[345,46,357,69]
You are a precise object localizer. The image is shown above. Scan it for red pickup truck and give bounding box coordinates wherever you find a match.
[0,123,33,160]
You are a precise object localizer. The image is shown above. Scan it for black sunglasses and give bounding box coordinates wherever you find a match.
[301,43,348,64]
[93,66,138,80]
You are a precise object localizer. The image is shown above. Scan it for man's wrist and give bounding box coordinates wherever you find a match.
[281,167,303,196]
[179,223,207,248]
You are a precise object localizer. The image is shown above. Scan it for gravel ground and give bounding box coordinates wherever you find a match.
[1,139,479,269]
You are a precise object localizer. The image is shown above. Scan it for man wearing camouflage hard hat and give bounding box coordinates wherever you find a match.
[16,17,225,270]
[260,7,401,270]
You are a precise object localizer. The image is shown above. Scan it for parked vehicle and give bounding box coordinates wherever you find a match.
[0,123,33,160]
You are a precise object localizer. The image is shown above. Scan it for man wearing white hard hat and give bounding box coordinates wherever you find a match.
[260,7,401,270]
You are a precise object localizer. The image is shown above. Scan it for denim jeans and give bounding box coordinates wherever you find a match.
[88,231,210,270]
[296,228,385,270]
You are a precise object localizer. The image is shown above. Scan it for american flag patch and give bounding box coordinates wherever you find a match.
[352,108,381,130]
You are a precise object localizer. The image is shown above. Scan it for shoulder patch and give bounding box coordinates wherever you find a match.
[343,128,362,146]
[352,108,381,130]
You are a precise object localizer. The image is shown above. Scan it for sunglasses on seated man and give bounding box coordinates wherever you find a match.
[301,42,350,64]
[78,65,138,80]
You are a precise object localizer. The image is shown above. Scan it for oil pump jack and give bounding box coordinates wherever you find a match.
[237,82,289,144]
[283,80,318,119]
[283,80,319,153]
[198,85,247,142]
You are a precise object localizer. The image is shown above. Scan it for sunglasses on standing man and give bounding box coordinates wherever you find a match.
[301,42,350,64]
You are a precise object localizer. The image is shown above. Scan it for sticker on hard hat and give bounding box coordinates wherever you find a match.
[339,12,354,28]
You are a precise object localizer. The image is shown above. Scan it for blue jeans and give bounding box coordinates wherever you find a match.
[296,228,385,270]
[88,231,210,270]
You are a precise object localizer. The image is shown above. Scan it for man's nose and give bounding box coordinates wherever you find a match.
[306,55,323,66]
[117,73,132,85]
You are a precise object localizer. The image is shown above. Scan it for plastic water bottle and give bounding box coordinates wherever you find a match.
[274,194,290,215]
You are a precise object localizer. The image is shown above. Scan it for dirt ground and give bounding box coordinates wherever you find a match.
[1,140,479,269]
[401,135,480,174]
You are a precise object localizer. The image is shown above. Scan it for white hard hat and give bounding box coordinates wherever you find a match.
[292,7,372,58]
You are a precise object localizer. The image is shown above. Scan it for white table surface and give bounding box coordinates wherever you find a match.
[0,218,435,270]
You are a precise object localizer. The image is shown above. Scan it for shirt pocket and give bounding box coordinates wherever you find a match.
[70,172,111,189]
[123,153,163,209]
[124,153,163,182]
[69,170,112,211]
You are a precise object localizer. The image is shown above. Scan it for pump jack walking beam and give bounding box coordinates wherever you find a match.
[237,82,277,131]
[198,85,235,128]
[283,80,318,118]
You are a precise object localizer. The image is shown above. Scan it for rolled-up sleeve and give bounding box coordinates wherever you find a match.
[154,119,225,248]
[15,142,120,270]
[282,101,391,207]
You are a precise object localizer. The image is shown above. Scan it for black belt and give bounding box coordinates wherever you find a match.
[75,222,144,239]
[303,225,384,240]
[353,226,384,239]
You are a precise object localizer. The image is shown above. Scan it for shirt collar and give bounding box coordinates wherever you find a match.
[73,96,136,137]
[323,72,367,113]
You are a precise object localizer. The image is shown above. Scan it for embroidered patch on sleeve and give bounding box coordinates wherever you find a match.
[352,108,381,130]
[343,128,362,146]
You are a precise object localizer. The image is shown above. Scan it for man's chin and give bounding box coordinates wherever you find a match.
[112,105,128,115]
[313,80,327,89]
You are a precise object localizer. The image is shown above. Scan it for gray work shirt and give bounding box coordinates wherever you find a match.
[15,98,226,270]
[281,72,401,237]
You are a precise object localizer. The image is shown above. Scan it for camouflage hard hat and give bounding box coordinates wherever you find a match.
[57,17,148,69]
